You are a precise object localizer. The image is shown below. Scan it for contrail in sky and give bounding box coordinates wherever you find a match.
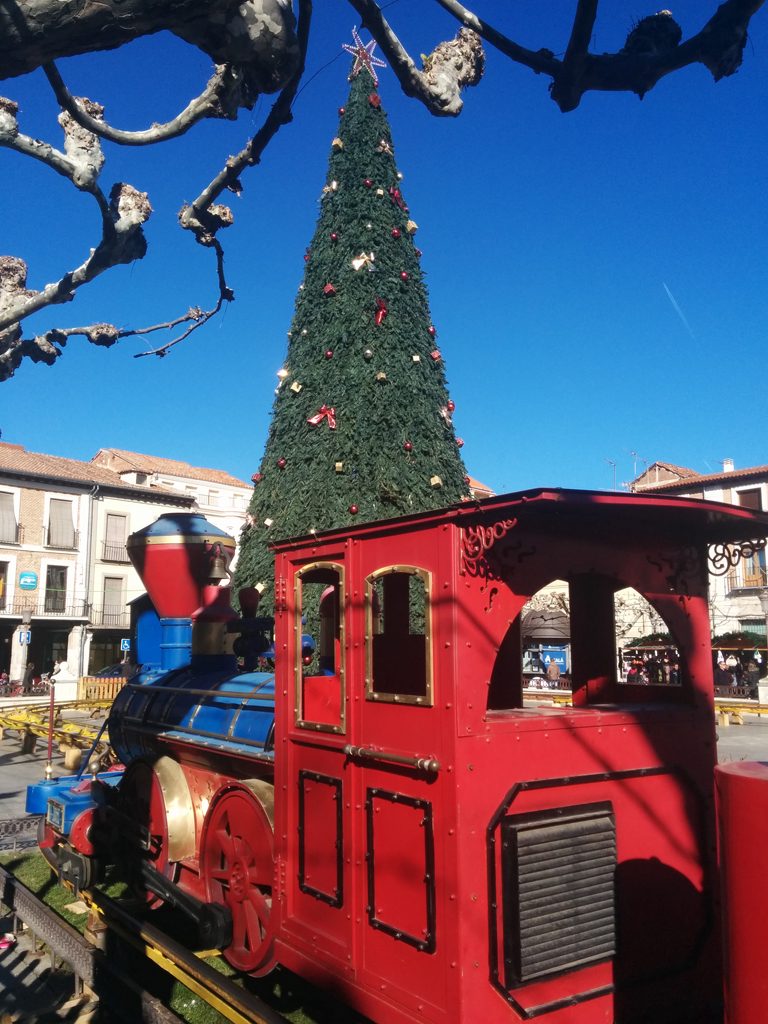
[662,282,696,341]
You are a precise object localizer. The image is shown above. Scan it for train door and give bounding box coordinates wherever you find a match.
[282,559,353,969]
[348,563,448,1016]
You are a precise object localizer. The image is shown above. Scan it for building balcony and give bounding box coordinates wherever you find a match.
[90,606,130,628]
[727,568,768,593]
[45,528,79,551]
[101,542,130,563]
[3,596,90,618]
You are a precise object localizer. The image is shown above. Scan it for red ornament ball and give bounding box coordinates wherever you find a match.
[277,458,287,469]
[428,325,437,337]
[304,250,310,262]
[325,349,334,359]
[447,400,456,413]
[363,178,373,188]
[330,232,339,242]
[338,106,345,115]
[456,437,464,448]
[464,475,471,485]
[302,654,313,666]
[251,472,263,483]
[391,228,401,239]
[403,441,413,452]
[349,504,359,515]
[400,271,409,282]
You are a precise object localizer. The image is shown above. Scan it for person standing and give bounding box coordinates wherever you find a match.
[546,659,561,686]
[22,660,35,694]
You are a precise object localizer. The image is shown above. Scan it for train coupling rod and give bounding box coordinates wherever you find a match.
[140,861,232,950]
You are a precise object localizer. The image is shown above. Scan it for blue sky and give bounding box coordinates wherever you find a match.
[2,2,766,493]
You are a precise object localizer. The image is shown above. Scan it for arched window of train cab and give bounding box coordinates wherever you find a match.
[295,562,345,733]
[615,588,682,687]
[488,582,571,711]
[365,566,433,705]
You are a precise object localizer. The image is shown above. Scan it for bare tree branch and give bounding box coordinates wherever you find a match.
[348,0,485,115]
[432,0,763,111]
[431,0,560,76]
[179,0,312,243]
[43,62,249,147]
[0,0,301,99]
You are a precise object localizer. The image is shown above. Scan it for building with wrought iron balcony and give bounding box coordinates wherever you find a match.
[0,441,250,680]
[630,459,768,644]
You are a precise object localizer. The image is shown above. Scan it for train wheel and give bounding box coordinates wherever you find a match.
[118,758,185,905]
[200,781,275,975]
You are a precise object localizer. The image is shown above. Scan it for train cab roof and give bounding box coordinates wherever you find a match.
[271,486,768,551]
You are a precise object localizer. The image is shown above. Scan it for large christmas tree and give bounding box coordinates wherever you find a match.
[235,34,469,602]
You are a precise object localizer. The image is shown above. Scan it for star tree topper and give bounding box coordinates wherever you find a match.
[342,28,387,86]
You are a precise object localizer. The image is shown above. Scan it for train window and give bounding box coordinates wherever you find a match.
[295,562,345,733]
[615,589,682,687]
[365,567,433,705]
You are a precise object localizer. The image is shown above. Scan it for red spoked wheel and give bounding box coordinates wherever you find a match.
[200,781,276,975]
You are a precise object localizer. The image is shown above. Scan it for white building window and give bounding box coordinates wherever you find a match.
[0,491,18,544]
[48,498,76,549]
[103,576,125,626]
[44,565,68,613]
[104,514,128,561]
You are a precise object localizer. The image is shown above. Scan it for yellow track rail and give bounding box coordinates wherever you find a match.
[82,888,286,1024]
[0,701,112,751]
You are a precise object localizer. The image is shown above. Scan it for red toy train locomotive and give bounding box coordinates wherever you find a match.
[38,488,768,1023]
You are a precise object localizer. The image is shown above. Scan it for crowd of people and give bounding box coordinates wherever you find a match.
[714,653,761,698]
[624,655,681,686]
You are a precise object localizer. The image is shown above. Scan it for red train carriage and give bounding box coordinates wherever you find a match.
[270,488,766,1024]
[36,489,768,1024]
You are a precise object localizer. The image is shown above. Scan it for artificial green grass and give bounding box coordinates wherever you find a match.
[1,852,366,1024]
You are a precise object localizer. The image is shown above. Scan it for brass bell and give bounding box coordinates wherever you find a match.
[207,543,230,582]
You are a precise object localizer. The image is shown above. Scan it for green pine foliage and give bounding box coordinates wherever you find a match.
[235,65,469,603]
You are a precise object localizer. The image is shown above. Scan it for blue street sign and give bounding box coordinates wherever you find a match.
[18,630,31,646]
[120,638,131,652]
[542,646,568,672]
[18,571,38,590]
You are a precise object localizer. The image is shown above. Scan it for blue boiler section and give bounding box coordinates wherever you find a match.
[108,670,276,765]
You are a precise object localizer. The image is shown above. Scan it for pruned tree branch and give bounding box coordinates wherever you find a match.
[0,1,311,380]
[44,62,249,147]
[0,0,301,100]
[419,0,764,112]
[180,0,311,246]
[347,1,484,115]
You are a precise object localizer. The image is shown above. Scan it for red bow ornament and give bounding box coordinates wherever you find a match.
[307,405,337,429]
[374,297,388,326]
[388,186,408,211]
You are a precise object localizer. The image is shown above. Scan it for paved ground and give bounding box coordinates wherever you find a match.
[0,704,109,825]
[715,713,768,762]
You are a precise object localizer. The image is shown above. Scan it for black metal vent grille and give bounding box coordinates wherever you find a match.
[502,802,616,987]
